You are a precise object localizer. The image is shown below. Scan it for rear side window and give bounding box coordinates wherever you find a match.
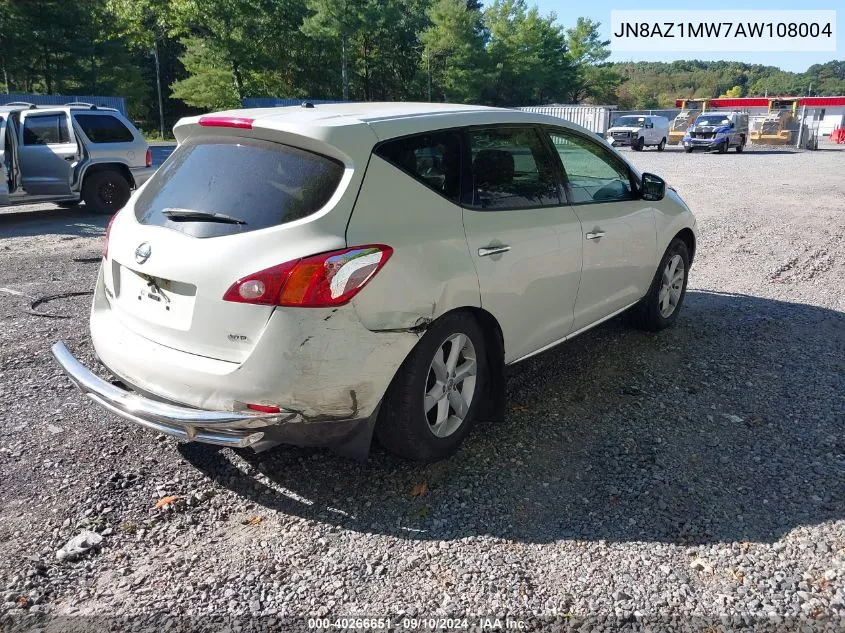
[74,114,134,143]
[466,127,561,210]
[375,131,461,202]
[135,136,345,238]
[23,114,70,145]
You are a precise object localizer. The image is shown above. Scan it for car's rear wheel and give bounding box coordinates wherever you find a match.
[83,170,131,215]
[735,140,745,153]
[684,146,693,153]
[657,138,666,151]
[376,312,487,462]
[630,238,690,331]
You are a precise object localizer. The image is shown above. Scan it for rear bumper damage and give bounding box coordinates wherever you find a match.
[51,341,378,456]
[49,265,422,456]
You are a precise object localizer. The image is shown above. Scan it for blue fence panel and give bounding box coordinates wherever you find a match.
[242,98,346,109]
[0,93,127,115]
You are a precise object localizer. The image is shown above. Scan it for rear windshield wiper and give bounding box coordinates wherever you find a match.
[161,208,247,225]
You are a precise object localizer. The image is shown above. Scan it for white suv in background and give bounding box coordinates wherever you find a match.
[53,103,698,462]
[606,114,670,151]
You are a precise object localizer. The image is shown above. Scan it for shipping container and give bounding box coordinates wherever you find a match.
[517,105,616,134]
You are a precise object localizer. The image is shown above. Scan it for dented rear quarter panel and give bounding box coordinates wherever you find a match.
[346,154,481,332]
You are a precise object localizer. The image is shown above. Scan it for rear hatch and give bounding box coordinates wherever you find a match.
[104,132,361,363]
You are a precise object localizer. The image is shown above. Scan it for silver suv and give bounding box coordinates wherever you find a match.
[0,102,155,213]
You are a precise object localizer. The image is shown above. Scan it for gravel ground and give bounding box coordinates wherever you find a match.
[0,144,843,632]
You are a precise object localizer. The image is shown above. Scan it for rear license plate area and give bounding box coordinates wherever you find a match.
[115,265,197,330]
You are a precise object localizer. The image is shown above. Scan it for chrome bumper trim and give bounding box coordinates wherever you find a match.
[51,341,290,448]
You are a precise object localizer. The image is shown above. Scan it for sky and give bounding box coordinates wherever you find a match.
[532,0,842,72]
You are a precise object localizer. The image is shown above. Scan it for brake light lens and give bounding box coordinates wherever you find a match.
[145,148,152,167]
[103,213,118,260]
[222,245,393,307]
[198,116,254,129]
[247,403,281,413]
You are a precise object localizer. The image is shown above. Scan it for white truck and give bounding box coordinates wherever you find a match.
[606,115,670,151]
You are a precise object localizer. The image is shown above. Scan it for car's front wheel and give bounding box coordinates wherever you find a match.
[377,312,487,462]
[630,238,690,331]
[632,137,645,151]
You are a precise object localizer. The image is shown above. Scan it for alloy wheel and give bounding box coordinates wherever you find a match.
[658,254,685,318]
[423,333,477,438]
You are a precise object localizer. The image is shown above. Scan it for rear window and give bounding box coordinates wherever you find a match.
[74,114,134,143]
[134,136,345,238]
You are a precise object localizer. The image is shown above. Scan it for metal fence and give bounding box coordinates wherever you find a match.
[0,92,127,115]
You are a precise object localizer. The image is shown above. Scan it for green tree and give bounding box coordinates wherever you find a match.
[302,0,366,100]
[566,17,620,103]
[169,37,239,109]
[484,0,575,106]
[420,0,488,102]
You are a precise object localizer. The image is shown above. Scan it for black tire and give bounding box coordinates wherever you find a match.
[629,238,690,332]
[684,146,693,153]
[82,170,131,215]
[735,139,745,153]
[632,137,645,151]
[376,312,488,462]
[657,138,666,151]
[717,139,728,154]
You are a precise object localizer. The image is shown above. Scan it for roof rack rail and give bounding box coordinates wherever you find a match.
[65,101,97,109]
[5,101,37,109]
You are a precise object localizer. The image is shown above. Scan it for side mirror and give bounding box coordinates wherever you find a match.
[641,172,665,202]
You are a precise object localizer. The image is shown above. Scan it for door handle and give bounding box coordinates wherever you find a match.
[478,245,511,257]
[63,156,75,162]
[585,231,606,240]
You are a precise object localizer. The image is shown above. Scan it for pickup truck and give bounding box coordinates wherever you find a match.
[1,102,155,213]
[683,112,749,153]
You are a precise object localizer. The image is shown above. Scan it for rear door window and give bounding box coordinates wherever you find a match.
[23,114,70,145]
[74,114,135,143]
[464,127,561,210]
[134,136,345,238]
[374,131,461,202]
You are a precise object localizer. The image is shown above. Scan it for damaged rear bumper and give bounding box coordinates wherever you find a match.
[50,341,374,454]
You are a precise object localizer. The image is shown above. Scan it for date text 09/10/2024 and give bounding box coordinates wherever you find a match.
[307,617,527,630]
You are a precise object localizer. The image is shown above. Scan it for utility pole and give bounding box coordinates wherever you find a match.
[153,42,165,139]
[341,37,349,101]
[427,51,432,102]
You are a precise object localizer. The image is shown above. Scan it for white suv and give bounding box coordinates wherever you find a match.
[53,103,698,462]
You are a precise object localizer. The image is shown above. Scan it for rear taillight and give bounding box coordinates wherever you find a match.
[103,213,118,260]
[222,245,393,308]
[145,148,152,167]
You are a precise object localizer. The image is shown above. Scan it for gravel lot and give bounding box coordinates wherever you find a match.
[0,144,843,632]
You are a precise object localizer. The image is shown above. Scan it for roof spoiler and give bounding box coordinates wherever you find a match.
[4,101,36,109]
